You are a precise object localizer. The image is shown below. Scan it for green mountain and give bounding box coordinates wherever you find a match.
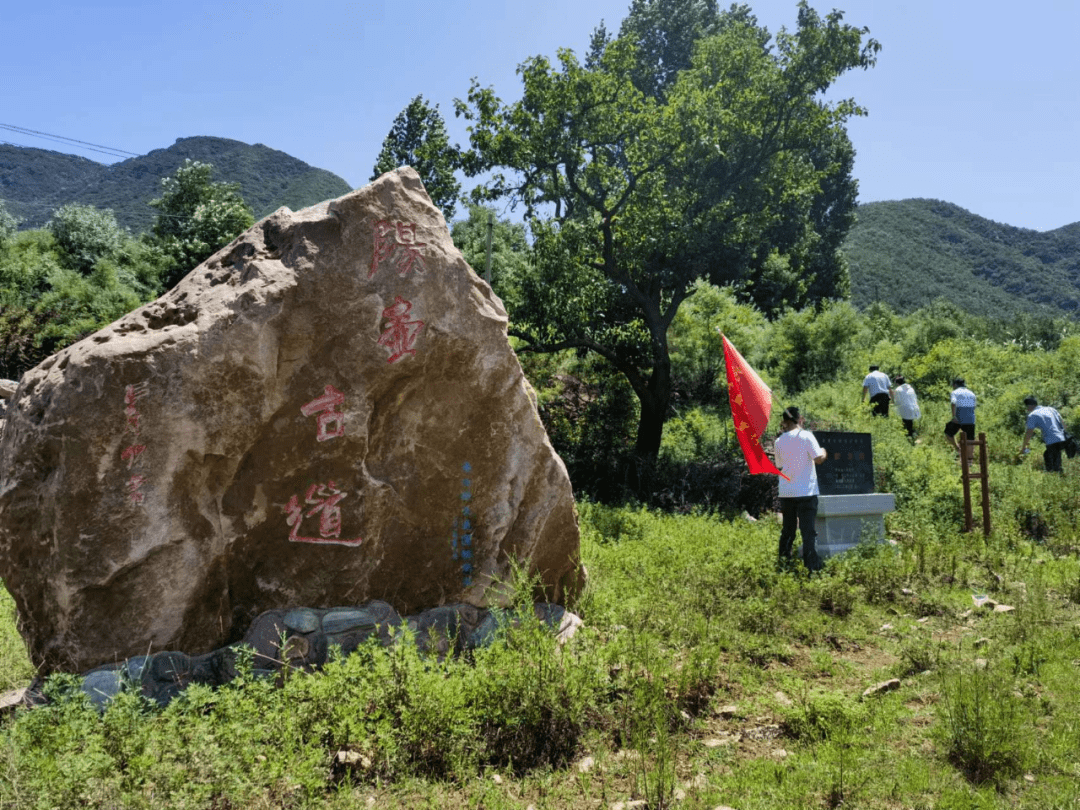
[844,199,1080,319]
[0,136,353,233]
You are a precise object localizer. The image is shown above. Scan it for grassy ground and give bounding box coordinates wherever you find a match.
[3,480,1080,808]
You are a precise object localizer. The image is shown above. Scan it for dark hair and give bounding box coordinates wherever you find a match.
[952,377,965,388]
[894,375,906,385]
[1024,396,1038,408]
[782,406,800,423]
[869,365,879,371]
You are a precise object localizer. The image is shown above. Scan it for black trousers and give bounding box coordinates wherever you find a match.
[870,392,889,417]
[779,496,822,571]
[1044,441,1065,473]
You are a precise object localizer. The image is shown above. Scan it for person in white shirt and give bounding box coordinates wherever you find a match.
[892,375,921,439]
[861,365,892,417]
[774,406,827,572]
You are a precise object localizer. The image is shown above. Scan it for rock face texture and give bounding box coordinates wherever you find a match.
[0,168,580,674]
[0,379,15,439]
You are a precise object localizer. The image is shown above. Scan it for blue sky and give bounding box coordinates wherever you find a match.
[3,0,1078,232]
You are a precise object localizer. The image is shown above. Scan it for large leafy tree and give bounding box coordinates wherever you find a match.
[150,159,254,289]
[456,1,878,473]
[616,0,729,98]
[371,95,462,219]
[0,228,160,379]
[46,204,126,274]
[450,204,530,304]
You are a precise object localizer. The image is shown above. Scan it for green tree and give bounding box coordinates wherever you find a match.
[617,0,728,98]
[46,203,126,274]
[371,95,462,219]
[456,3,878,473]
[763,299,863,393]
[0,229,152,379]
[450,204,530,305]
[0,199,18,248]
[149,159,254,288]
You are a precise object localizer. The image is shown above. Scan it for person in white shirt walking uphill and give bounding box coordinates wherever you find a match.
[1020,396,1067,473]
[861,365,892,417]
[774,407,827,572]
[892,375,921,439]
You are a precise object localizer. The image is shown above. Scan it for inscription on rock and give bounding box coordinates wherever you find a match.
[0,168,581,675]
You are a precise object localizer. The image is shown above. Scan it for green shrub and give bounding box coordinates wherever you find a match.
[46,204,126,274]
[936,658,1031,785]
[780,690,866,744]
[832,537,907,605]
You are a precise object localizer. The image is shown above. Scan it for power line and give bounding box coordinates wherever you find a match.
[0,123,140,159]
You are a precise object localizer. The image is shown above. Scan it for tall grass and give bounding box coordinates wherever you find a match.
[3,455,1080,807]
[0,588,33,692]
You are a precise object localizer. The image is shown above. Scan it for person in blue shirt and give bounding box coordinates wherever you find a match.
[861,365,892,417]
[1020,396,1066,473]
[945,378,977,457]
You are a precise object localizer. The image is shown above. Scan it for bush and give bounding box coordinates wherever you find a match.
[780,690,866,743]
[46,204,126,274]
[936,658,1030,785]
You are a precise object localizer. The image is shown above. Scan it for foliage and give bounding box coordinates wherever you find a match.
[763,299,863,393]
[936,657,1031,786]
[779,689,865,743]
[0,588,34,692]
[372,95,462,218]
[46,204,126,274]
[456,2,878,474]
[0,227,164,379]
[667,279,769,407]
[149,159,255,289]
[0,198,18,247]
[0,137,351,233]
[616,0,729,99]
[531,354,641,502]
[4,477,1080,807]
[844,198,1080,321]
[449,203,530,304]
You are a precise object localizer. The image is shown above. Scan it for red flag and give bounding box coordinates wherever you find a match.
[722,334,788,480]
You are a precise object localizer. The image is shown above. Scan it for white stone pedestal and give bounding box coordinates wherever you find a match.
[814,493,896,559]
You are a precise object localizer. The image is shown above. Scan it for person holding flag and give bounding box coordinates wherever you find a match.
[774,407,827,572]
[721,334,822,569]
[721,334,787,480]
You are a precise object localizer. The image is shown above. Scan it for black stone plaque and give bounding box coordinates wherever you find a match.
[814,431,874,495]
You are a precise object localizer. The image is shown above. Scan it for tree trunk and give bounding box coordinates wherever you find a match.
[634,385,667,464]
[629,344,672,496]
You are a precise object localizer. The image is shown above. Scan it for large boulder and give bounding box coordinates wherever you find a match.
[0,168,581,674]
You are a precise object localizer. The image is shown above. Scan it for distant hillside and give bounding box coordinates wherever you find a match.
[843,199,1080,319]
[0,136,353,233]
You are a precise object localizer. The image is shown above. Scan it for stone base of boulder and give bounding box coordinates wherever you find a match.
[57,600,581,710]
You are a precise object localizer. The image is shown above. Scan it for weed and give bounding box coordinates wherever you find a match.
[0,587,34,691]
[1068,570,1080,606]
[897,635,940,677]
[936,657,1030,786]
[812,576,858,617]
[626,675,678,810]
[779,690,865,745]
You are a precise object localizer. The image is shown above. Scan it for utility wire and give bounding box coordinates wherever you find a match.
[0,123,140,159]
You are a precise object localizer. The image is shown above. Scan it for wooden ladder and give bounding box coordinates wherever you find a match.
[959,432,991,535]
